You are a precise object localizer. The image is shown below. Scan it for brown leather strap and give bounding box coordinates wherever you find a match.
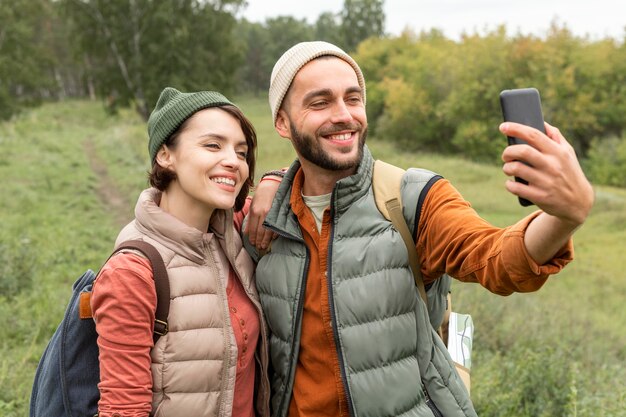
[115,240,170,344]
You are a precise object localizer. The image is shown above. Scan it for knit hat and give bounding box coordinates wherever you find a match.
[268,41,366,125]
[147,87,234,163]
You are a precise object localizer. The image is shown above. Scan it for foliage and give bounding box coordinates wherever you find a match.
[340,0,386,52]
[2,0,626,186]
[61,0,246,119]
[314,11,345,48]
[235,15,316,95]
[473,345,578,416]
[235,0,387,93]
[0,0,59,119]
[353,25,626,170]
[236,20,273,96]
[585,135,626,187]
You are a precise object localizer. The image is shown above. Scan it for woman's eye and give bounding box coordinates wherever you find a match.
[237,151,248,159]
[204,143,220,150]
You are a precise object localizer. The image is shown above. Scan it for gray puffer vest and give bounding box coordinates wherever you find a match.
[248,146,476,417]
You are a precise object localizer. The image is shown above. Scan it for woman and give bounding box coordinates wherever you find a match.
[91,87,270,417]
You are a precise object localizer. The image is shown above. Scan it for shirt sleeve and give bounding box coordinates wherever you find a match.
[91,252,156,417]
[416,179,574,295]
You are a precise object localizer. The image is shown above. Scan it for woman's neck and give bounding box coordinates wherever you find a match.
[158,187,214,232]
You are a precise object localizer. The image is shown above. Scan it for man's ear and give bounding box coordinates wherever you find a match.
[155,145,174,170]
[275,109,291,139]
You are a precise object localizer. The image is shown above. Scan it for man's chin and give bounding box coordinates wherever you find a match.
[324,147,363,171]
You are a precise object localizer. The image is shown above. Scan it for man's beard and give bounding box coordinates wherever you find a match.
[289,121,367,171]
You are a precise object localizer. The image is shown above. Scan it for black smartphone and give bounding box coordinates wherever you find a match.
[499,88,546,207]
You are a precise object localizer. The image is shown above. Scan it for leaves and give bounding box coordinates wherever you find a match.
[60,0,246,119]
[353,25,626,167]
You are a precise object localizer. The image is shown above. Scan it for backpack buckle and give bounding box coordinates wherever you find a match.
[154,319,169,336]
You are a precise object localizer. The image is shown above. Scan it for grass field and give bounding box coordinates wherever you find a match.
[1,97,624,416]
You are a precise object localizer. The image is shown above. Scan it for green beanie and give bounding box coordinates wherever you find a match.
[147,87,235,163]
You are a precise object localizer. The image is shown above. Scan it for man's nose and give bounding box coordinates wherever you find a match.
[330,100,353,124]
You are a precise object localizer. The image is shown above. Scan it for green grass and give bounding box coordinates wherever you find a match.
[1,97,624,416]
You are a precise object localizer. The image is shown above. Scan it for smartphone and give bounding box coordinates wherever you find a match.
[499,88,546,207]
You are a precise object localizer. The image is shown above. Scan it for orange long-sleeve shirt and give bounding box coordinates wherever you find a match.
[287,168,573,417]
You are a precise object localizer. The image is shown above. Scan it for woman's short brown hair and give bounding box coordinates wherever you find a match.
[148,104,257,212]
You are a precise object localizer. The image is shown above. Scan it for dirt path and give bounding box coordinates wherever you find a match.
[83,139,133,228]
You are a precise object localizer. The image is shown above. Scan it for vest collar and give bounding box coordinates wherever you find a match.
[133,188,235,264]
[266,145,374,235]
[332,145,373,217]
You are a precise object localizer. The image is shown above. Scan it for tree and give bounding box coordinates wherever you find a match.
[0,0,57,119]
[234,16,314,97]
[340,0,385,52]
[315,11,345,49]
[264,16,315,65]
[62,0,246,119]
[237,20,272,95]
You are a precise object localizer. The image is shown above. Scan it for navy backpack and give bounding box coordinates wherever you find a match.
[29,240,170,417]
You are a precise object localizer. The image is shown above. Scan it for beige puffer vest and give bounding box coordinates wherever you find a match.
[115,188,270,417]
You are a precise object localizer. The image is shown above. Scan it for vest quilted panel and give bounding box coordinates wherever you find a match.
[330,187,426,417]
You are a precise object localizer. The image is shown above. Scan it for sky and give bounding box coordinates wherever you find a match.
[240,0,626,41]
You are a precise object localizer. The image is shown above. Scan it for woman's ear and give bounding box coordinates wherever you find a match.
[155,145,174,170]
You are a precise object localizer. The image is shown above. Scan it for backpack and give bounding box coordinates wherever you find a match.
[29,240,170,417]
[372,160,472,392]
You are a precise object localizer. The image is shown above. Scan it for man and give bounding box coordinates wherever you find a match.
[247,41,594,417]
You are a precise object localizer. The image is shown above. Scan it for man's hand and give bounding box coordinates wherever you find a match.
[500,121,595,264]
[500,121,594,227]
[244,177,281,250]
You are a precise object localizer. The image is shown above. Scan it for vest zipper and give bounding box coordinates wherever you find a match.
[422,382,444,417]
[327,202,356,416]
[203,239,231,416]
[263,222,311,414]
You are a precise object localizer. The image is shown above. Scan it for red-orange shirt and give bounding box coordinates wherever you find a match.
[227,268,260,417]
[286,168,573,417]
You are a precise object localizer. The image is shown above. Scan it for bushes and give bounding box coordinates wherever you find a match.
[452,120,502,164]
[473,341,626,417]
[473,345,579,417]
[586,135,626,187]
[353,26,626,183]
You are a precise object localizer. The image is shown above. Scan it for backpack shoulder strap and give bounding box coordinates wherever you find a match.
[372,160,428,304]
[114,240,170,343]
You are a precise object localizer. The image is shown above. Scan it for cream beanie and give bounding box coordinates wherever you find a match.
[268,41,366,124]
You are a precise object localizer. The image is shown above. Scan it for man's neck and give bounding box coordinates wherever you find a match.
[299,160,356,196]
